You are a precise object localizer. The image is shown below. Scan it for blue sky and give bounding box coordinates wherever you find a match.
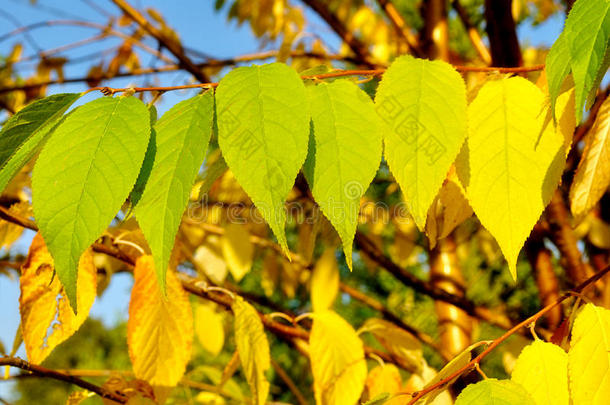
[0,0,564,399]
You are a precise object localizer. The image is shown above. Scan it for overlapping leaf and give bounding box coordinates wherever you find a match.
[570,96,610,221]
[547,0,610,122]
[127,255,193,387]
[0,93,80,193]
[568,303,610,404]
[19,233,96,364]
[375,55,467,228]
[32,96,150,308]
[511,340,569,405]
[216,63,309,252]
[221,223,254,282]
[135,93,213,291]
[309,310,367,405]
[454,379,534,405]
[304,80,382,267]
[457,77,566,278]
[310,247,339,312]
[232,296,271,405]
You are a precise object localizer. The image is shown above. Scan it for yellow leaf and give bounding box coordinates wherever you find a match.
[221,223,254,282]
[365,364,402,404]
[511,340,568,405]
[570,96,610,222]
[127,255,193,387]
[309,310,367,405]
[457,77,566,278]
[588,217,610,249]
[19,233,96,364]
[404,363,453,405]
[0,201,29,248]
[195,391,226,405]
[232,296,270,405]
[568,303,610,405]
[420,341,489,404]
[311,248,339,312]
[360,318,423,373]
[194,304,225,356]
[425,169,473,249]
[194,237,228,284]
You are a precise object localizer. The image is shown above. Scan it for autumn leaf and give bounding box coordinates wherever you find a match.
[19,233,96,364]
[127,255,193,387]
[194,303,225,356]
[310,248,339,312]
[221,223,254,282]
[232,296,271,405]
[570,96,610,222]
[309,310,367,405]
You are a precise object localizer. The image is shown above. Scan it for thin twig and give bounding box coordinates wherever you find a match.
[405,262,610,404]
[0,357,128,403]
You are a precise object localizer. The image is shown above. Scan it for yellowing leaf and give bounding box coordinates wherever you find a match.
[365,364,402,405]
[311,248,339,312]
[457,77,566,278]
[375,55,467,228]
[127,255,193,386]
[193,237,228,284]
[309,310,367,405]
[19,233,96,364]
[570,96,610,222]
[0,201,29,248]
[194,304,225,356]
[568,303,610,405]
[360,318,423,373]
[425,169,473,249]
[232,296,270,405]
[511,340,568,405]
[221,223,254,282]
[404,363,452,405]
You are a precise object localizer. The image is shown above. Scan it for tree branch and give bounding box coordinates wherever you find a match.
[375,0,422,56]
[300,0,376,68]
[0,357,128,403]
[109,0,210,83]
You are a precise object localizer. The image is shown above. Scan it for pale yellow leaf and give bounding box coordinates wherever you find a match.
[568,303,610,405]
[360,318,423,373]
[0,201,29,248]
[19,233,97,364]
[457,77,566,278]
[405,363,453,405]
[311,248,339,312]
[511,340,568,405]
[309,310,367,405]
[194,237,227,284]
[194,304,225,356]
[232,296,270,405]
[365,364,402,405]
[570,96,610,221]
[588,217,610,249]
[221,223,254,282]
[127,255,193,387]
[195,391,226,405]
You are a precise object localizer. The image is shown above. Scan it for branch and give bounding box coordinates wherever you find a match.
[405,261,610,404]
[375,0,422,56]
[451,0,491,64]
[300,0,376,68]
[110,0,210,83]
[0,357,128,403]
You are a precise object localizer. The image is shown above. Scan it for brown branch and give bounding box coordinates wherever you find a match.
[270,359,308,405]
[451,0,491,64]
[405,261,610,404]
[0,357,128,403]
[375,0,422,56]
[300,0,376,68]
[110,0,210,83]
[483,0,522,67]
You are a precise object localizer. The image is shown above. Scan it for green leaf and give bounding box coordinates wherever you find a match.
[197,154,228,199]
[455,379,534,405]
[546,32,571,120]
[216,63,309,252]
[32,96,150,309]
[129,105,159,208]
[374,55,467,228]
[457,77,566,278]
[511,340,569,405]
[568,303,610,404]
[563,0,610,122]
[135,92,214,291]
[304,80,382,269]
[0,93,80,193]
